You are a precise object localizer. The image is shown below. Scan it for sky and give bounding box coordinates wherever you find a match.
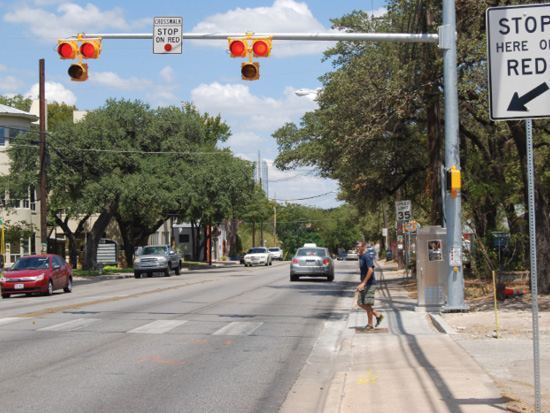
[0,0,387,209]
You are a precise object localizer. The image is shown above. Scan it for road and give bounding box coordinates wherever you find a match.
[0,260,358,412]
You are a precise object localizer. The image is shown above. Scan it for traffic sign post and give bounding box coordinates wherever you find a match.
[487,4,550,120]
[153,17,183,54]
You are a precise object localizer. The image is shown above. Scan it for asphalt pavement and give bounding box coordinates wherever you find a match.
[85,259,519,412]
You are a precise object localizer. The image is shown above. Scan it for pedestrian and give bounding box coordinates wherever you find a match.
[356,240,384,331]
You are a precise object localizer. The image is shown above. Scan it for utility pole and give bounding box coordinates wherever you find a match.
[273,194,277,247]
[39,59,47,253]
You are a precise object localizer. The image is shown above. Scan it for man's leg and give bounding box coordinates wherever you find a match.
[358,304,374,327]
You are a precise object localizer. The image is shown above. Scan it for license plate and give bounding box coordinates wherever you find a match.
[306,260,316,265]
[15,284,24,289]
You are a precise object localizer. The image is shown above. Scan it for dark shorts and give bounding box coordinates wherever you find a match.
[358,284,376,306]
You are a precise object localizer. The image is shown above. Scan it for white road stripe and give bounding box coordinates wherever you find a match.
[128,320,187,334]
[39,318,102,332]
[0,317,21,326]
[213,321,263,336]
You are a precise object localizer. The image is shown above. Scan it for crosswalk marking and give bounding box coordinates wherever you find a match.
[38,318,102,332]
[0,317,21,326]
[1,317,267,336]
[213,321,263,336]
[128,320,187,334]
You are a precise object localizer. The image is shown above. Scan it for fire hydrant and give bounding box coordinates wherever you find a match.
[98,262,104,275]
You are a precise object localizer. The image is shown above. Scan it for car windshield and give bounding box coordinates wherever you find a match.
[12,257,49,270]
[297,248,326,257]
[268,248,280,252]
[142,246,166,255]
[249,248,267,254]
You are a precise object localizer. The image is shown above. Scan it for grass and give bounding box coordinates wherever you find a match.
[73,261,206,277]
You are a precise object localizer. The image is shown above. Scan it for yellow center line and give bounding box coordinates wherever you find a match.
[17,279,216,318]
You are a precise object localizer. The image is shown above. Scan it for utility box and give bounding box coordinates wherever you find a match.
[416,226,447,309]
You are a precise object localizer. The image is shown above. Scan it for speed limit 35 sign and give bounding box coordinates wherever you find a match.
[395,200,412,221]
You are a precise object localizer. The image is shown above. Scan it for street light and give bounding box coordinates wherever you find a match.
[295,88,321,97]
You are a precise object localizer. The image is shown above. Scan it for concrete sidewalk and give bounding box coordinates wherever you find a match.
[282,260,511,413]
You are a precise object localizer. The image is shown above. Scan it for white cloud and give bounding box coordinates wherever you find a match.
[3,3,150,40]
[91,71,152,91]
[24,81,77,106]
[146,66,180,107]
[191,0,331,56]
[159,66,175,83]
[227,131,269,149]
[190,82,317,131]
[0,76,25,93]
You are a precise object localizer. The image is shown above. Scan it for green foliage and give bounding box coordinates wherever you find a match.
[47,101,78,131]
[0,94,32,111]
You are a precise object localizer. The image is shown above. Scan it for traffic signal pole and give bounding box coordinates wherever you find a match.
[77,0,467,311]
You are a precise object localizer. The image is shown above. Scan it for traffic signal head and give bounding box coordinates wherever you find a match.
[229,38,248,58]
[68,63,88,82]
[252,38,272,57]
[241,62,259,81]
[57,40,79,59]
[80,39,101,59]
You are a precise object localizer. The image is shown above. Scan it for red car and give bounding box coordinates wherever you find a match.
[1,254,73,298]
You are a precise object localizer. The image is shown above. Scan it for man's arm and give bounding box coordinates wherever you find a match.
[358,267,373,291]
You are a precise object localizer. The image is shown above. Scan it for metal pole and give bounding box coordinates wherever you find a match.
[39,59,47,253]
[526,119,541,413]
[441,0,467,311]
[79,32,439,43]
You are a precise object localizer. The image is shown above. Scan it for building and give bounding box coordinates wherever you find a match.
[0,104,41,265]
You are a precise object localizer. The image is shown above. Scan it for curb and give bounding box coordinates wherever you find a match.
[429,313,457,334]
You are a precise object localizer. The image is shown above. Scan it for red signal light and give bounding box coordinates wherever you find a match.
[57,41,78,60]
[252,40,269,57]
[80,40,101,59]
[252,38,272,57]
[229,39,248,58]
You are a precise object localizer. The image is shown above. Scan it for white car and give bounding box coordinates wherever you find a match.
[346,250,358,260]
[268,247,283,260]
[243,247,273,267]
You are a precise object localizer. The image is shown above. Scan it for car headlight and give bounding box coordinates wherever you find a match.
[0,275,5,283]
[31,273,45,281]
[134,257,141,264]
[159,257,167,263]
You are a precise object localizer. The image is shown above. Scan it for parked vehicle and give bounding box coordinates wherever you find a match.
[133,245,182,278]
[0,254,73,298]
[239,251,248,264]
[243,247,273,267]
[337,253,347,260]
[366,246,376,259]
[268,247,283,260]
[290,246,334,282]
[346,250,358,260]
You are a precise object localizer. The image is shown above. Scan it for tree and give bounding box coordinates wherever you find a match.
[0,95,32,111]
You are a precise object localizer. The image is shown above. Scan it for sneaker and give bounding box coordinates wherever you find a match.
[364,325,374,332]
[375,314,384,327]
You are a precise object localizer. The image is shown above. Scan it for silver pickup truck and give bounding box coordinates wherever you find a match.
[133,245,182,278]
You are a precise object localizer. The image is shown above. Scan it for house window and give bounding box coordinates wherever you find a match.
[150,233,159,245]
[179,234,190,243]
[0,127,5,146]
[30,188,36,211]
[162,231,170,245]
[8,127,21,143]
